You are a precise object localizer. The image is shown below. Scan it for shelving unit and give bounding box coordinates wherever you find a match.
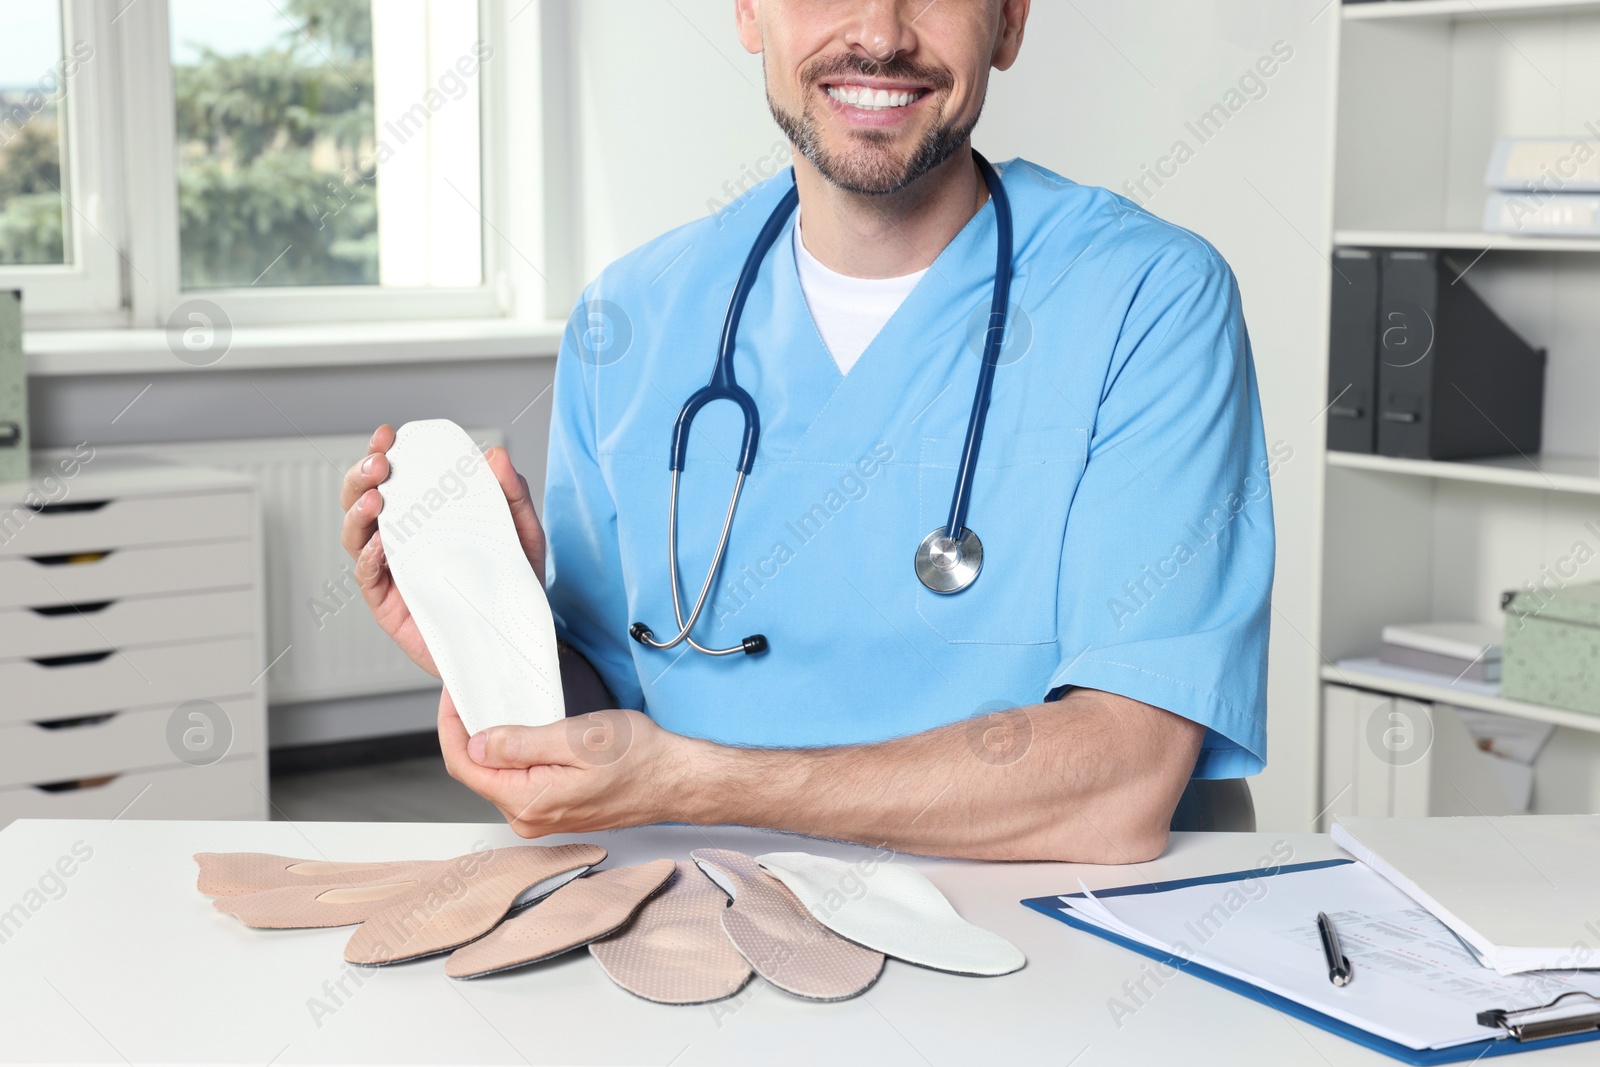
[1318,0,1600,814]
[1344,0,1600,21]
[1326,451,1600,494]
[1320,664,1600,735]
[1332,229,1600,254]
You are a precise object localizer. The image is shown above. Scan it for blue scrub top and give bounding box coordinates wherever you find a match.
[543,158,1274,779]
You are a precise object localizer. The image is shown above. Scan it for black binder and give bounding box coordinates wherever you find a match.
[1326,249,1380,453]
[1376,250,1546,461]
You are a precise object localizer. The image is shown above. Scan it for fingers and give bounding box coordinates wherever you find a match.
[339,427,395,562]
[340,485,386,562]
[353,530,390,607]
[469,723,570,770]
[338,426,393,510]
[437,694,563,836]
[437,687,475,784]
[368,424,396,455]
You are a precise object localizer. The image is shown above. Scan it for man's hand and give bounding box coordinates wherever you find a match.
[338,424,548,678]
[437,688,695,836]
[437,680,1202,863]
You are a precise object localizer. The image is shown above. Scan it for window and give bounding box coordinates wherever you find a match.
[168,0,485,292]
[2,0,511,330]
[0,2,72,267]
[0,0,120,321]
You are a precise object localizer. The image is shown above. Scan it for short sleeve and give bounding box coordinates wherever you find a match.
[542,294,645,712]
[1049,244,1276,778]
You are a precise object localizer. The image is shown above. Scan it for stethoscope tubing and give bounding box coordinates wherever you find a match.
[669,184,800,476]
[944,153,1013,541]
[634,152,1014,656]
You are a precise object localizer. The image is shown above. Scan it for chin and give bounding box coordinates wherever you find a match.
[816,139,925,195]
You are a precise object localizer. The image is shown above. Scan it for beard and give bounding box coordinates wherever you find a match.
[766,54,979,196]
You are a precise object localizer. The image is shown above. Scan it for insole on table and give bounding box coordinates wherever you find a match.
[588,861,754,1005]
[446,859,675,978]
[194,853,444,897]
[756,851,1025,976]
[690,848,883,1002]
[376,418,564,736]
[210,845,603,961]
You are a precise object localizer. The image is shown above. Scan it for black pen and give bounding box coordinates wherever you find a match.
[1317,911,1353,987]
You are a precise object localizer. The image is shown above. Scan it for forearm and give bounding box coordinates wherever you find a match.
[677,688,1203,863]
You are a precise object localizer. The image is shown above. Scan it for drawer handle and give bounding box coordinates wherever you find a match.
[29,551,114,566]
[30,600,115,617]
[34,774,120,794]
[30,650,115,668]
[33,712,119,731]
[27,499,111,515]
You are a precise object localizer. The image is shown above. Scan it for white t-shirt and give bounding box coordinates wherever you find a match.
[793,217,928,375]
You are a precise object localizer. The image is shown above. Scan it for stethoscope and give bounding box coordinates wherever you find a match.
[629,150,1014,658]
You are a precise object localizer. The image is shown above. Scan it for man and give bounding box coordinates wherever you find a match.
[340,0,1273,863]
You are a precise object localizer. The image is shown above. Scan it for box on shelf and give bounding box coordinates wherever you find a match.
[1502,582,1600,716]
[1380,621,1501,682]
[1484,193,1600,237]
[1484,136,1600,194]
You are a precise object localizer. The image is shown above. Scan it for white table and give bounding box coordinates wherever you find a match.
[0,819,1585,1066]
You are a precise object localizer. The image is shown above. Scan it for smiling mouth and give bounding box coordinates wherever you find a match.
[823,84,931,112]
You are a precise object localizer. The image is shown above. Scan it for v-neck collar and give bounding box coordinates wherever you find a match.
[791,213,929,379]
[775,183,1006,464]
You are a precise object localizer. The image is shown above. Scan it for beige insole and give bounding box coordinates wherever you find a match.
[446,859,675,978]
[194,852,439,897]
[207,845,604,956]
[589,861,755,1005]
[690,848,884,1002]
[342,845,607,965]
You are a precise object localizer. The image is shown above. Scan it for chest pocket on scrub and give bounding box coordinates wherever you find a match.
[916,427,1088,645]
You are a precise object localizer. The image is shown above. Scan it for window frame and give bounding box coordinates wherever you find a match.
[0,0,127,325]
[126,0,505,329]
[13,0,530,333]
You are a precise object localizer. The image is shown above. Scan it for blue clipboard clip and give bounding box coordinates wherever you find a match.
[1479,992,1600,1043]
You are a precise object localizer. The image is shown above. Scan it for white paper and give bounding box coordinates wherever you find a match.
[1450,708,1556,765]
[1333,656,1501,699]
[1334,816,1600,976]
[1056,862,1600,1051]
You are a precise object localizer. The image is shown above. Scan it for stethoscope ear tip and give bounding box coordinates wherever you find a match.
[741,635,769,656]
[629,622,654,646]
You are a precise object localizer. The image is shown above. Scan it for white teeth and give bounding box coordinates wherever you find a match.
[825,85,919,111]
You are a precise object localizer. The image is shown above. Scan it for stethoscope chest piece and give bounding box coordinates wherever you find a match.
[914,526,983,594]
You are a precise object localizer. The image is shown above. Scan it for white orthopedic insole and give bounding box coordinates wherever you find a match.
[756,852,1026,977]
[376,419,563,736]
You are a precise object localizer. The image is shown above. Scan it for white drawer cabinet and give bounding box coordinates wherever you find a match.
[0,637,259,724]
[0,589,255,659]
[0,697,264,788]
[0,758,262,822]
[0,491,253,557]
[0,453,268,824]
[0,540,255,607]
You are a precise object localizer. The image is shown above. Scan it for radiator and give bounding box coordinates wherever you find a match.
[92,428,503,705]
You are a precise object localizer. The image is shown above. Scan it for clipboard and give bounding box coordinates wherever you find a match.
[1022,860,1600,1065]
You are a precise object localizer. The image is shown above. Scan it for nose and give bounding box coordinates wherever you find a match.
[841,0,919,66]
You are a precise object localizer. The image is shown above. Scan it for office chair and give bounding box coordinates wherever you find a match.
[1170,778,1256,832]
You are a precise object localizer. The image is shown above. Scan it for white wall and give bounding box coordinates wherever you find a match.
[550,0,1338,831]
